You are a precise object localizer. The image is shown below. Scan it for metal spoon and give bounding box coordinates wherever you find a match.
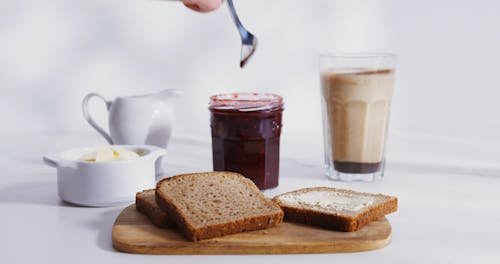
[226,0,258,68]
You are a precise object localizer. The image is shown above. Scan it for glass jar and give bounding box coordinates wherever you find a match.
[209,93,284,189]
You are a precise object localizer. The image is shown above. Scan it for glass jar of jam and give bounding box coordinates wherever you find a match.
[209,93,284,190]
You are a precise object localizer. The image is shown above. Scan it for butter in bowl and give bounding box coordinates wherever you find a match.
[43,145,166,207]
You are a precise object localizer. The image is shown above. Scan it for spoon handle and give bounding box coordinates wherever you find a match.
[226,0,248,38]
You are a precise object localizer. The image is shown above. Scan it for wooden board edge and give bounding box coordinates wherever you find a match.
[112,230,392,255]
[111,205,393,255]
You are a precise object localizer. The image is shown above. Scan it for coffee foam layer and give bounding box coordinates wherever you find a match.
[322,67,393,75]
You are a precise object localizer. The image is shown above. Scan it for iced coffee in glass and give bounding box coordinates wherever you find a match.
[320,53,396,181]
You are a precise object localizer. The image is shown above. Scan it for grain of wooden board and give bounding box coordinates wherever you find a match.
[112,205,392,254]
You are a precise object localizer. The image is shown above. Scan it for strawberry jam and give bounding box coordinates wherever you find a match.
[209,93,284,190]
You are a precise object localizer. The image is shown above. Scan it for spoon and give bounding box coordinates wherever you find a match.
[226,0,258,68]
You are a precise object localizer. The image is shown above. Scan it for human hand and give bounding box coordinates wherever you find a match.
[182,0,223,12]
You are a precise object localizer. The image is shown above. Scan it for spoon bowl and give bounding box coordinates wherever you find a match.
[227,0,258,67]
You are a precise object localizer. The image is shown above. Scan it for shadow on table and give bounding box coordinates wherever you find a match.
[0,180,71,207]
[387,161,500,178]
[83,207,125,252]
[0,180,129,252]
[280,158,325,181]
[3,156,45,165]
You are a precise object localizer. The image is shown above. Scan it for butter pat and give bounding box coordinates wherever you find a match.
[279,190,374,212]
[114,149,140,160]
[80,148,140,162]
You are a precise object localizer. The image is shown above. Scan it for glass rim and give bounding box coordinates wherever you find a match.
[209,92,283,112]
[319,52,397,59]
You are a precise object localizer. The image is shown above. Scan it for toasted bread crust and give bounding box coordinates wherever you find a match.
[155,188,196,239]
[273,187,397,232]
[135,190,173,228]
[156,172,284,241]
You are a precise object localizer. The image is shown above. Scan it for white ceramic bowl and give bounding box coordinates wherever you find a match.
[43,145,166,207]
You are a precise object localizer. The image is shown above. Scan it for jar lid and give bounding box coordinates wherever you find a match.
[209,93,283,112]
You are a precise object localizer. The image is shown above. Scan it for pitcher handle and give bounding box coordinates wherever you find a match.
[82,92,113,144]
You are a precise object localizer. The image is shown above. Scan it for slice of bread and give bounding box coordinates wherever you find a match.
[136,189,173,228]
[155,172,284,241]
[273,187,397,232]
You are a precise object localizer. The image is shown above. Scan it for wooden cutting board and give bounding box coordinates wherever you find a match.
[112,205,392,254]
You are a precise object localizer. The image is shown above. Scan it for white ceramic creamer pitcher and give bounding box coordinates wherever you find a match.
[82,89,182,148]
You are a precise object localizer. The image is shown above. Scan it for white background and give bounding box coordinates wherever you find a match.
[1,1,500,262]
[1,0,499,159]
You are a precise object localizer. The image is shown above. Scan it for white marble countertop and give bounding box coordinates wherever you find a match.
[1,131,499,263]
